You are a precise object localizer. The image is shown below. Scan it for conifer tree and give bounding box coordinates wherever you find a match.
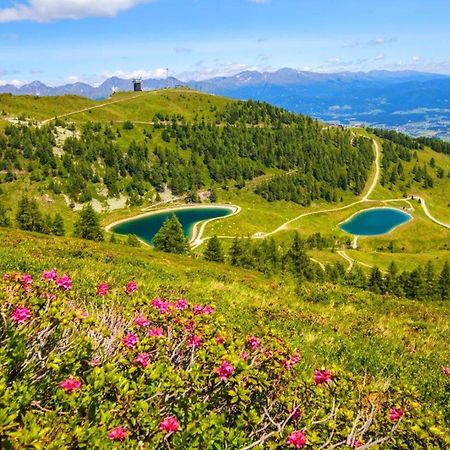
[204,235,225,262]
[153,215,189,254]
[73,204,104,241]
[0,203,10,227]
[127,234,141,248]
[438,261,449,300]
[368,267,384,294]
[52,213,65,236]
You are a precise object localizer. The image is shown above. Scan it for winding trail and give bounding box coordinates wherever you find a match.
[41,91,153,124]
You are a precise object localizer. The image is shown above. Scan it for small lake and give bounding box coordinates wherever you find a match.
[110,206,235,245]
[339,207,412,236]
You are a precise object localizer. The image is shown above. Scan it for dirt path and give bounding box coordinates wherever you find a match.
[41,91,153,124]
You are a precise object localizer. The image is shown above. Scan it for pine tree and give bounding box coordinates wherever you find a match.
[368,267,384,294]
[424,261,436,299]
[0,203,10,227]
[438,262,449,300]
[52,213,65,236]
[210,189,217,203]
[74,204,104,241]
[229,237,242,266]
[110,233,118,244]
[153,215,189,254]
[204,235,225,262]
[127,234,141,247]
[16,196,43,232]
[284,232,310,280]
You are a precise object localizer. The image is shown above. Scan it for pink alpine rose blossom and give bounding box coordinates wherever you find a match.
[314,369,332,385]
[175,299,188,310]
[148,327,164,337]
[151,298,172,314]
[351,440,363,448]
[59,377,82,393]
[42,270,57,281]
[287,430,307,448]
[133,352,151,368]
[441,367,450,375]
[187,334,203,348]
[160,416,180,433]
[122,332,138,348]
[21,274,33,285]
[96,283,109,296]
[3,273,10,280]
[126,281,138,294]
[216,360,234,381]
[107,426,128,441]
[11,307,31,324]
[248,335,260,350]
[215,335,225,345]
[389,408,404,421]
[56,274,72,290]
[134,315,150,327]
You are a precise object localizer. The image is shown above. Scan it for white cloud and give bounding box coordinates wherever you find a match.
[0,0,155,23]
[103,68,168,80]
[177,62,271,81]
[0,79,24,87]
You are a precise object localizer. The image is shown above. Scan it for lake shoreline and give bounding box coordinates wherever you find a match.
[338,206,413,237]
[105,203,241,247]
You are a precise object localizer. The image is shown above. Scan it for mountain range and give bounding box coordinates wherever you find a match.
[2,68,450,139]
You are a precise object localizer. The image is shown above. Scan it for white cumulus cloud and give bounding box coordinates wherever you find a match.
[0,0,155,23]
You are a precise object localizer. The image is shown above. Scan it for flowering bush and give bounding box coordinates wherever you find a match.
[0,271,448,449]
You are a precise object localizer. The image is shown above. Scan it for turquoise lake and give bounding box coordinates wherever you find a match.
[339,207,412,236]
[110,206,235,245]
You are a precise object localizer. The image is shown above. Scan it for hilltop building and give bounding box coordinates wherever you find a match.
[133,79,142,92]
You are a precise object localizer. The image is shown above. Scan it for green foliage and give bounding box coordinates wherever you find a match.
[0,202,10,227]
[126,234,141,248]
[153,215,189,254]
[0,270,448,449]
[73,205,104,242]
[204,235,225,262]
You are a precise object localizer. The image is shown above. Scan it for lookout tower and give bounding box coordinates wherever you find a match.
[133,79,142,92]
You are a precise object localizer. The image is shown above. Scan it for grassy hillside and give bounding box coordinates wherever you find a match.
[0,88,448,274]
[0,227,449,446]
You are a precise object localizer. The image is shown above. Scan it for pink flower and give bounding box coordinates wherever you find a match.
[160,416,180,434]
[287,430,307,448]
[248,336,260,351]
[216,360,234,381]
[56,274,72,290]
[3,273,10,280]
[96,283,109,296]
[133,352,151,368]
[122,332,138,348]
[389,408,404,421]
[42,270,57,281]
[184,320,195,332]
[351,440,363,448]
[215,335,225,345]
[151,298,172,314]
[11,307,31,324]
[59,377,81,393]
[282,351,301,369]
[187,334,203,348]
[126,281,137,294]
[193,304,215,315]
[442,367,450,375]
[21,274,33,285]
[175,299,188,310]
[314,369,332,385]
[77,310,88,319]
[148,327,164,337]
[134,315,150,327]
[107,426,128,441]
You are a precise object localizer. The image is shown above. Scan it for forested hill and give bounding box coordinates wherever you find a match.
[0,92,373,209]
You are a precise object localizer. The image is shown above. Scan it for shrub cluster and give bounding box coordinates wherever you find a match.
[0,271,448,449]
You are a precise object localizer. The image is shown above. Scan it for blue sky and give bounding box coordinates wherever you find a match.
[1,0,450,86]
